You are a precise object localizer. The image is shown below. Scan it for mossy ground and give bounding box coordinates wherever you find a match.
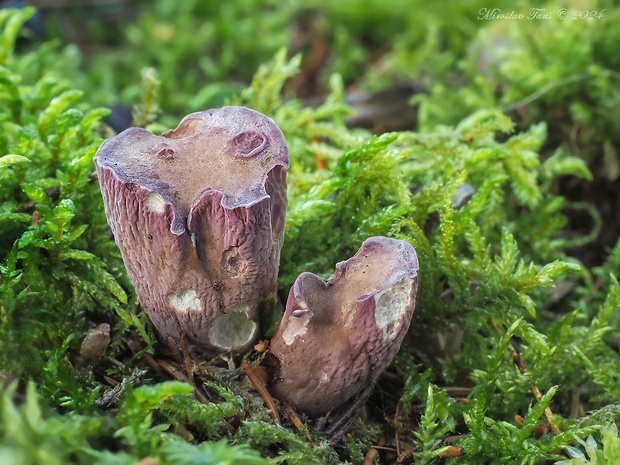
[1,2,619,464]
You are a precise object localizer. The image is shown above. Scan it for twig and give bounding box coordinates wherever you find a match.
[158,359,192,384]
[394,402,402,456]
[106,357,125,368]
[326,381,377,443]
[102,375,119,387]
[95,368,148,408]
[142,353,166,380]
[363,448,379,465]
[126,337,167,379]
[444,386,473,396]
[241,359,281,425]
[176,334,209,403]
[167,336,182,364]
[181,332,194,384]
[489,319,561,434]
[282,403,315,443]
[396,447,415,464]
[373,445,397,452]
[315,410,332,431]
[192,381,213,404]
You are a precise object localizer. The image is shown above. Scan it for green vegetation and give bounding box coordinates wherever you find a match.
[1,1,619,464]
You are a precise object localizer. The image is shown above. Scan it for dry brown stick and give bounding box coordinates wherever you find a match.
[95,368,148,408]
[155,339,209,404]
[181,332,194,384]
[241,359,281,425]
[326,381,377,443]
[315,410,332,431]
[394,402,402,457]
[192,384,211,404]
[157,357,209,403]
[395,447,415,464]
[158,359,192,384]
[444,386,473,396]
[373,445,397,452]
[283,403,315,444]
[167,336,182,364]
[103,375,119,387]
[142,353,167,380]
[106,357,125,368]
[126,336,167,380]
[489,319,561,434]
[363,447,379,465]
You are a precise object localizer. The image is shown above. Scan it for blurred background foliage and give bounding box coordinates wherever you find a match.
[1,0,619,463]
[27,0,620,261]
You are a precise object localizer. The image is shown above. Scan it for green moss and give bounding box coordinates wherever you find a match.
[0,4,619,464]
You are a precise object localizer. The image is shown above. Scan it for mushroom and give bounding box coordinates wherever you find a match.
[79,323,111,362]
[94,107,289,354]
[266,236,419,417]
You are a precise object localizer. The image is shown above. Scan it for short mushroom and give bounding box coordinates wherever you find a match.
[94,107,289,354]
[266,236,419,417]
[79,323,111,362]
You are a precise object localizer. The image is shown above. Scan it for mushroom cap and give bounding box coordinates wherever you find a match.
[268,236,419,417]
[95,107,289,235]
[94,107,289,354]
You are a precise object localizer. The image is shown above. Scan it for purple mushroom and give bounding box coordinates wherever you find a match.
[267,236,419,417]
[94,107,289,354]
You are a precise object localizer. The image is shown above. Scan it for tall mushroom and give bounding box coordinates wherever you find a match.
[267,236,419,417]
[94,107,289,355]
